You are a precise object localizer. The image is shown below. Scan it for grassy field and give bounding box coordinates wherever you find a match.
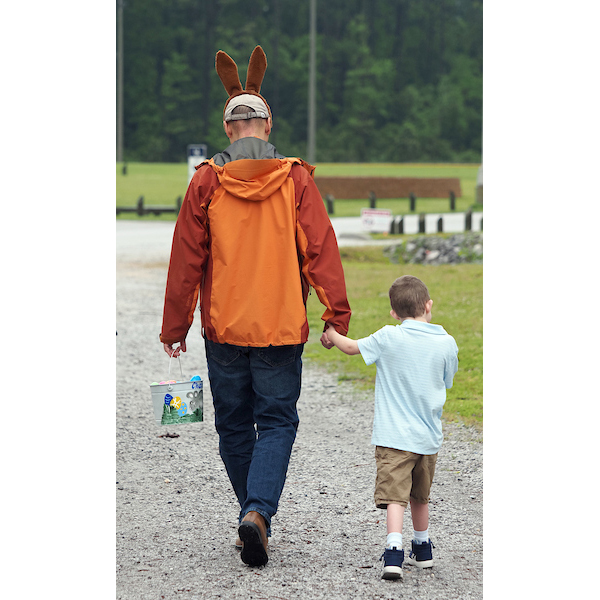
[116,162,481,218]
[303,245,483,430]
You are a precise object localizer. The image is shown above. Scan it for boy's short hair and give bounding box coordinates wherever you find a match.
[389,275,430,318]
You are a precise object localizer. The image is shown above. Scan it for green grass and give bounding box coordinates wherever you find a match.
[116,162,482,218]
[117,163,189,206]
[303,245,483,430]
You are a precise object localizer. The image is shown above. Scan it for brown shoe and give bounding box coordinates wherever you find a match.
[239,511,268,566]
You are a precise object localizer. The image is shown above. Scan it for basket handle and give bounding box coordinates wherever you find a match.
[168,355,184,381]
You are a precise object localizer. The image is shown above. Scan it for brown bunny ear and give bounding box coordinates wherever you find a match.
[215,50,243,96]
[245,46,267,94]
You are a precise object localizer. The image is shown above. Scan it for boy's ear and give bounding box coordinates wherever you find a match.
[390,309,401,321]
[425,299,433,313]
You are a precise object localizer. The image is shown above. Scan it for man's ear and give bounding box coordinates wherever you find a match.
[223,120,232,139]
[264,117,272,136]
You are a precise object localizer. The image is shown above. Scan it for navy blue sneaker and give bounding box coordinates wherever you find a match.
[380,547,404,580]
[404,539,434,568]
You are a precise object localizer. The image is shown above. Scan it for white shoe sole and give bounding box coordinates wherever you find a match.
[405,556,433,568]
[382,566,403,580]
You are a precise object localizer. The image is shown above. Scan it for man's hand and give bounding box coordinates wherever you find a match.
[163,341,187,357]
[320,330,334,349]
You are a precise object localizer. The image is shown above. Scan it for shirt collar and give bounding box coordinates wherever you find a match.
[399,320,447,335]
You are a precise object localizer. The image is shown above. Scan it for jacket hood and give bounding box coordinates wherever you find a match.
[210,158,296,202]
[208,138,295,202]
[211,137,284,166]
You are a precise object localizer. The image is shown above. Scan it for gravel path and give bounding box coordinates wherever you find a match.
[116,256,483,600]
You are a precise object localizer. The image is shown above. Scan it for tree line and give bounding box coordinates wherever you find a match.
[120,0,482,163]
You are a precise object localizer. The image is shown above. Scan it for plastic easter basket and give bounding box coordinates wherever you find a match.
[149,356,203,426]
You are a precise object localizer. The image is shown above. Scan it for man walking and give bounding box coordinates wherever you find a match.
[160,46,351,567]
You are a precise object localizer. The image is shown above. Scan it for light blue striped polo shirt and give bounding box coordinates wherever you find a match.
[357,320,459,455]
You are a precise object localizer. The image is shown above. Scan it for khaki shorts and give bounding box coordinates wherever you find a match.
[374,446,438,508]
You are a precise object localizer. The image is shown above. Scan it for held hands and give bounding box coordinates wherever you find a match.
[325,325,337,342]
[163,340,187,357]
[320,329,334,350]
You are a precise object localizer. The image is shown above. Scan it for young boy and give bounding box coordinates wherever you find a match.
[325,275,458,580]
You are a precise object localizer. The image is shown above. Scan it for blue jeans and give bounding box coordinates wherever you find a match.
[205,339,303,535]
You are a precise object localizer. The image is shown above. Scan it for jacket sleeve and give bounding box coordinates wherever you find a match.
[160,166,216,345]
[293,164,351,336]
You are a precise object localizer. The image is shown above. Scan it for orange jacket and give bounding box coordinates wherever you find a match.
[160,153,351,347]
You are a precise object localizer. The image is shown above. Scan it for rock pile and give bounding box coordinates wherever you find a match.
[384,232,483,265]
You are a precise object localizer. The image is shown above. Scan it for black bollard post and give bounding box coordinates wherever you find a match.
[390,216,404,235]
[176,196,182,215]
[136,195,145,217]
[369,191,376,209]
[390,217,404,234]
[465,209,472,231]
[437,216,443,233]
[449,190,456,211]
[122,163,128,175]
[410,192,416,212]
[326,194,335,215]
[418,213,426,233]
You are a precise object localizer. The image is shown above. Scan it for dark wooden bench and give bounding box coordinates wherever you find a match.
[314,177,461,199]
[313,177,462,214]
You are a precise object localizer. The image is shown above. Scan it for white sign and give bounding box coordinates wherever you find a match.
[187,144,208,183]
[361,208,392,232]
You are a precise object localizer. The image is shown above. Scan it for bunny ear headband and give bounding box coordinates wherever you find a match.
[216,45,272,122]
